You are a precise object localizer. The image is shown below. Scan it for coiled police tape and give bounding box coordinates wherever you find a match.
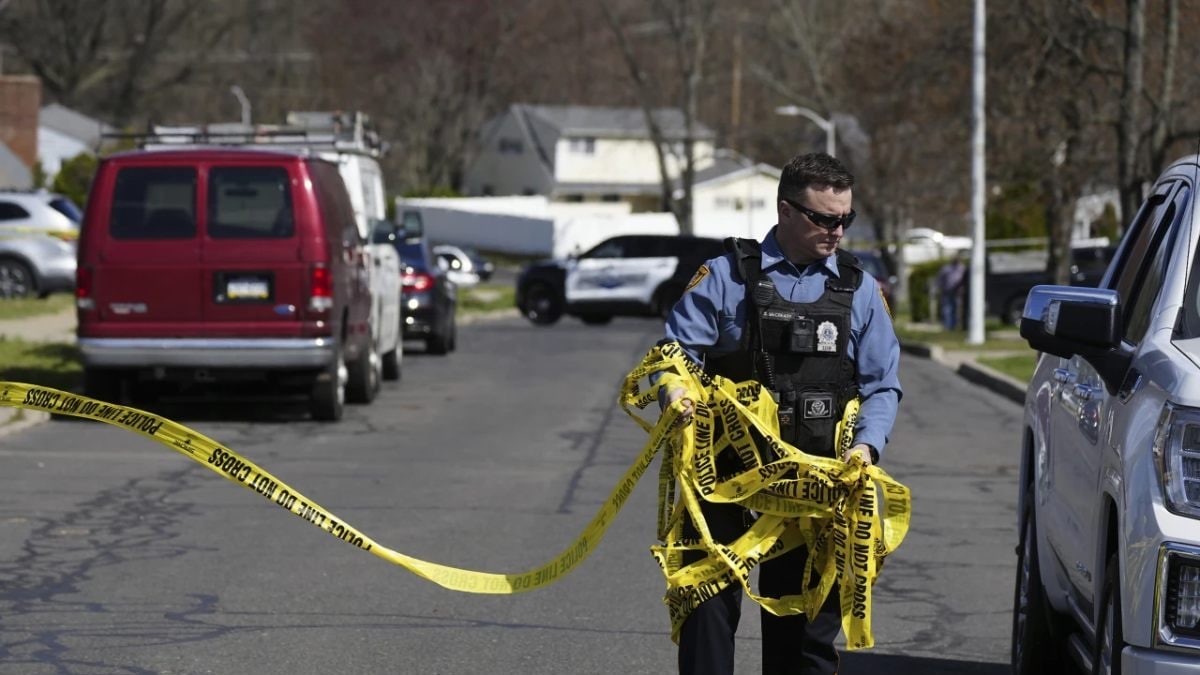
[621,342,910,649]
[0,341,908,649]
[0,227,78,241]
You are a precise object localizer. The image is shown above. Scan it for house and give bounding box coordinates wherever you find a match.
[464,104,716,212]
[0,139,32,188]
[0,75,40,189]
[38,103,113,179]
[680,149,781,241]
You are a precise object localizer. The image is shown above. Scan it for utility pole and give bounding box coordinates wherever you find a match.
[967,0,987,345]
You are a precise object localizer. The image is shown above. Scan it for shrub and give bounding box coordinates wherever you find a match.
[908,259,947,323]
[51,153,98,210]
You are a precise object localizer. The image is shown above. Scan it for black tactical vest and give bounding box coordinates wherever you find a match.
[704,238,862,459]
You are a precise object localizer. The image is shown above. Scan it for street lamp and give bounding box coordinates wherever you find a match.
[230,85,252,126]
[775,104,836,157]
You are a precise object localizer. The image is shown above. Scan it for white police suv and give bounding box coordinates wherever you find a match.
[516,234,724,325]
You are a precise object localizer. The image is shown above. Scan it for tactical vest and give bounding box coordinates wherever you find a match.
[704,238,862,459]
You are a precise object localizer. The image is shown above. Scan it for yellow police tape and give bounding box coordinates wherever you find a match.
[0,341,909,649]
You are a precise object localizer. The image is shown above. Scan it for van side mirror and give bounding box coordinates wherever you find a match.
[370,219,396,245]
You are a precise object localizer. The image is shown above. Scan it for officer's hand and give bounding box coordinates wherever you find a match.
[843,443,873,467]
[664,387,695,424]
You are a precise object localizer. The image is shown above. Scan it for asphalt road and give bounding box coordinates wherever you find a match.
[0,315,1022,674]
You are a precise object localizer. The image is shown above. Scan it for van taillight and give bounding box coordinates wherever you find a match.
[402,271,434,293]
[309,265,333,312]
[76,266,94,310]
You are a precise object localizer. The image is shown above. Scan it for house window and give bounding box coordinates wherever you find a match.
[569,137,595,154]
[564,194,584,202]
[601,194,621,202]
[714,197,734,210]
[522,188,536,196]
[751,198,766,209]
[498,138,523,154]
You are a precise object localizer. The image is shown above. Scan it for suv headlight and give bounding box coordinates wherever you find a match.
[1153,403,1200,517]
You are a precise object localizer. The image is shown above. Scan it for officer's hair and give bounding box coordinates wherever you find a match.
[777,152,854,203]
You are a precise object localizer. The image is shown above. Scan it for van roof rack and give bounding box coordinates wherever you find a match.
[104,111,386,158]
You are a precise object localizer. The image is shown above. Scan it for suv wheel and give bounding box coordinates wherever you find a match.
[310,348,346,421]
[0,258,35,298]
[1011,496,1066,674]
[426,317,451,355]
[1094,554,1125,675]
[346,338,381,404]
[524,283,562,325]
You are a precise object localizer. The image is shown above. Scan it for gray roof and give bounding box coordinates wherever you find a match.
[0,140,32,189]
[672,151,781,190]
[521,104,715,141]
[40,103,112,146]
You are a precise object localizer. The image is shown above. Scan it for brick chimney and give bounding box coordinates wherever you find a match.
[0,75,41,169]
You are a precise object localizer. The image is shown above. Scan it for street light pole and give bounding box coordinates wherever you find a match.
[967,0,987,345]
[230,85,252,126]
[774,105,836,157]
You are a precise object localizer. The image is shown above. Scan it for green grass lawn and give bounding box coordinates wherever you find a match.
[0,294,74,321]
[0,338,81,392]
[459,283,515,314]
[977,352,1039,383]
[893,318,1031,352]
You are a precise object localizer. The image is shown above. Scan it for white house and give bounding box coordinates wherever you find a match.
[38,103,112,179]
[464,104,716,212]
[680,150,781,241]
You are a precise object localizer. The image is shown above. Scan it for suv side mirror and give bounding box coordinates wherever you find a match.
[1020,286,1120,356]
[1020,285,1132,391]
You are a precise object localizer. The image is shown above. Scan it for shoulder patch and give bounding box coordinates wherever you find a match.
[685,264,710,292]
[878,284,893,319]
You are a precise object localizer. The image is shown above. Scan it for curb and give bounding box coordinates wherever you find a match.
[0,408,50,440]
[900,338,1027,405]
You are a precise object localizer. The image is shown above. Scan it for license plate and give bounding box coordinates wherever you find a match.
[226,278,270,300]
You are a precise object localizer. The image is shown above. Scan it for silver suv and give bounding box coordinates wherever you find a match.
[0,190,81,298]
[1014,157,1200,673]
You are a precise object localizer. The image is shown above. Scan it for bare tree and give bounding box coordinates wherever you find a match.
[599,0,718,235]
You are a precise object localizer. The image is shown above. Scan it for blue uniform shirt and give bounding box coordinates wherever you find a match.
[660,227,902,458]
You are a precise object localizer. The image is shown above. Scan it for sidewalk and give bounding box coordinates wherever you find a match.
[0,306,77,437]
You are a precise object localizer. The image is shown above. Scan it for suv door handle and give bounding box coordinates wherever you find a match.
[1053,368,1076,384]
[1073,383,1097,401]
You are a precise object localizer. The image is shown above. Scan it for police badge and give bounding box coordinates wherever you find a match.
[817,320,838,352]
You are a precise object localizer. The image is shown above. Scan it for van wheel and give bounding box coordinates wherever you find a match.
[448,315,458,352]
[0,258,35,298]
[346,338,381,404]
[580,314,612,325]
[1011,495,1067,674]
[426,328,450,355]
[1094,554,1125,675]
[310,349,346,421]
[654,283,684,319]
[382,347,401,381]
[83,368,123,404]
[524,283,562,325]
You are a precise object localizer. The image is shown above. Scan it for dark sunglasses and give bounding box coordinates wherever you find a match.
[782,198,856,230]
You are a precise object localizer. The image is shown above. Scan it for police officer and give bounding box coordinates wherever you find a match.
[659,152,901,675]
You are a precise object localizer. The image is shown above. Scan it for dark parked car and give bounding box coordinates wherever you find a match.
[982,246,1116,324]
[391,210,456,354]
[516,234,725,325]
[76,148,378,420]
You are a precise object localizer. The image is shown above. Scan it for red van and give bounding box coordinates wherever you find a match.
[76,148,376,421]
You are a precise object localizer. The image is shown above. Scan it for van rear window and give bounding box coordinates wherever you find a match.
[110,167,197,239]
[208,167,293,239]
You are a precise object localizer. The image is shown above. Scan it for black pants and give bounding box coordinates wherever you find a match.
[677,501,841,675]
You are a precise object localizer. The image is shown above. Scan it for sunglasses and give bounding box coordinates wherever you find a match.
[782,198,856,231]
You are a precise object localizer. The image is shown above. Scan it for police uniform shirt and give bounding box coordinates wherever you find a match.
[663,226,902,457]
